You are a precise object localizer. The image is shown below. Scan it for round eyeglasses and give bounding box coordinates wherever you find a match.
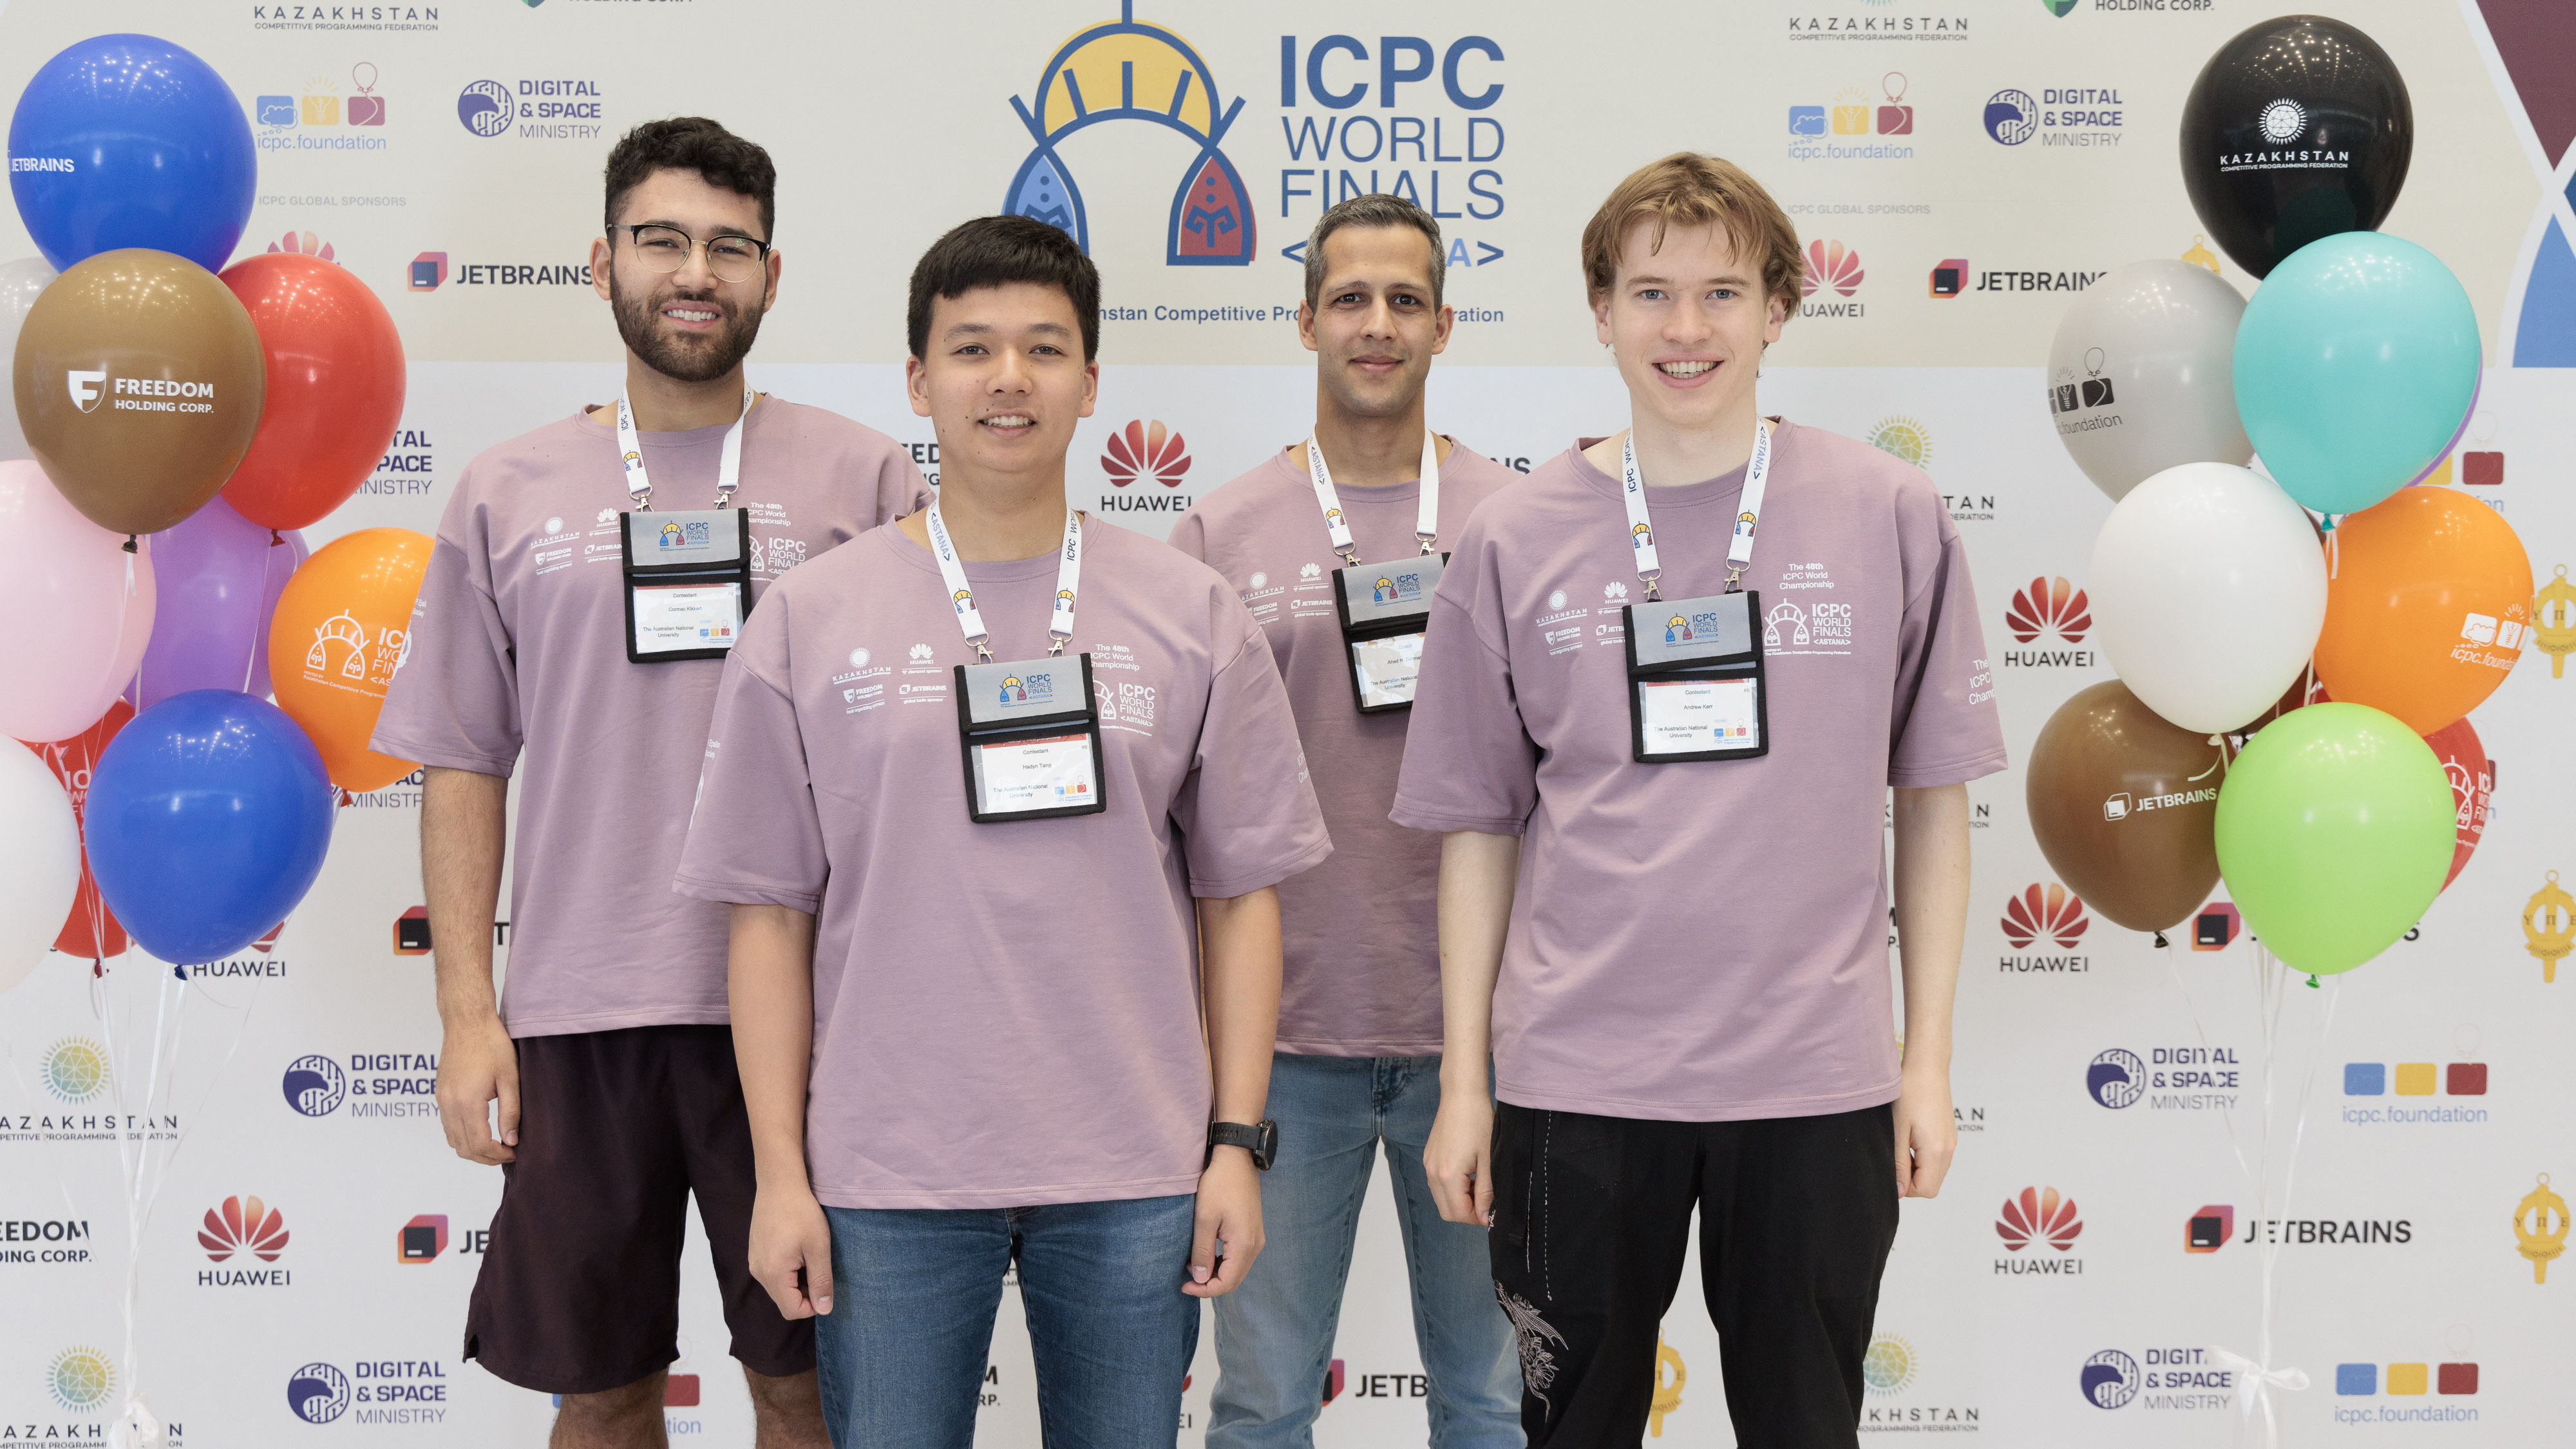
[609,223,771,285]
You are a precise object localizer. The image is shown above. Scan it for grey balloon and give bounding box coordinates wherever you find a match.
[0,258,55,461]
[2046,259,2251,501]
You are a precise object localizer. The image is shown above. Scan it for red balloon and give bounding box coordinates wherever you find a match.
[20,699,133,960]
[2423,715,2490,892]
[216,253,406,530]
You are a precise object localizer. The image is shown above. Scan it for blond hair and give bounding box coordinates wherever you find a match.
[1579,153,1803,324]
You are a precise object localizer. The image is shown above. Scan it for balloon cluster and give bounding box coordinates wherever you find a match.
[2,35,425,978]
[2031,16,2528,979]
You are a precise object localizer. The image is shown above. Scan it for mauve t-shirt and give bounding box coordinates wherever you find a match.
[1168,440,1520,1056]
[673,520,1332,1209]
[1391,420,2007,1121]
[370,400,927,1039]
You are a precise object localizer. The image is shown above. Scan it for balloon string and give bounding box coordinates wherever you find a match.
[245,530,277,695]
[2163,934,2255,1186]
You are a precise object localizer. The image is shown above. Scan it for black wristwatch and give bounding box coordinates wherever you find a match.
[1206,1119,1278,1171]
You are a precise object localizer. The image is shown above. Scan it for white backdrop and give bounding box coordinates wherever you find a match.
[3,2,2571,1446]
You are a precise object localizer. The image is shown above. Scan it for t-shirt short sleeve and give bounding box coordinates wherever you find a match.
[1167,615,1332,898]
[1390,533,1539,836]
[1164,507,1209,564]
[1886,513,2009,788]
[674,594,828,913]
[370,508,522,777]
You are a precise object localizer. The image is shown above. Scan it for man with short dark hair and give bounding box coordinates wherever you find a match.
[1171,193,1524,1449]
[373,117,925,1448]
[678,214,1330,1446]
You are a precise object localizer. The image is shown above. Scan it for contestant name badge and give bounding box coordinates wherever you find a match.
[1622,589,1769,763]
[1331,553,1446,714]
[620,509,753,663]
[953,653,1107,822]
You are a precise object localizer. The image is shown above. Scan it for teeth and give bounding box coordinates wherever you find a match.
[1660,361,1715,377]
[667,308,717,321]
[983,416,1033,429]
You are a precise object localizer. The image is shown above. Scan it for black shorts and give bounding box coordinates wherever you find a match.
[464,1025,813,1394]
[1489,1101,1899,1448]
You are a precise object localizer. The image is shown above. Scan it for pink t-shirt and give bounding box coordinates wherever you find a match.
[673,520,1331,1209]
[370,400,928,1039]
[1168,440,1520,1057]
[1391,420,2006,1122]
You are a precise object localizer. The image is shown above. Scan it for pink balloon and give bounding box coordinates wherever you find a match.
[0,459,157,741]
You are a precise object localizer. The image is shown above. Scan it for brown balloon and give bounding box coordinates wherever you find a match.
[2027,680,2235,934]
[10,248,266,535]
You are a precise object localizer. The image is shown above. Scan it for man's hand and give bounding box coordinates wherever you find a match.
[1893,1066,1956,1198]
[748,1182,835,1320]
[435,1012,519,1166]
[1184,1148,1264,1298]
[1425,1088,1495,1226]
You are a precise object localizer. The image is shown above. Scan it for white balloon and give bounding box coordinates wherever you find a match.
[2090,462,2325,734]
[2048,259,2252,502]
[0,741,80,994]
[0,257,59,462]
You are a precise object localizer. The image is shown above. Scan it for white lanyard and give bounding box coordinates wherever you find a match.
[927,495,1082,661]
[1620,417,1772,601]
[616,385,755,511]
[1305,430,1441,567]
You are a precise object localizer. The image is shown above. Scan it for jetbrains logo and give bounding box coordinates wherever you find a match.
[199,1195,290,1262]
[1103,420,1190,487]
[2002,883,2087,949]
[1001,4,1255,266]
[1996,1186,2083,1251]
[47,1345,115,1412]
[41,1037,109,1103]
[2005,576,2090,643]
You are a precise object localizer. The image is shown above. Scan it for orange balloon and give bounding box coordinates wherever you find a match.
[268,527,430,791]
[2314,488,2532,735]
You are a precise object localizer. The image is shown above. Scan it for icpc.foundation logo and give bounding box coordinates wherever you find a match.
[46,1346,115,1412]
[40,1037,109,1104]
[1003,3,1255,266]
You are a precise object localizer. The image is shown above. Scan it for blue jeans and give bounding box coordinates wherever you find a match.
[815,1195,1198,1449]
[1209,1054,1523,1448]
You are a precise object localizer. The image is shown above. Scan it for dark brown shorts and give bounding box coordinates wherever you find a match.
[463,1025,813,1394]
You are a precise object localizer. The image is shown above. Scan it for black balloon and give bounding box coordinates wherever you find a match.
[2179,15,2412,278]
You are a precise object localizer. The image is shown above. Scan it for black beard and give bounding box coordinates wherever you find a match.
[609,271,765,384]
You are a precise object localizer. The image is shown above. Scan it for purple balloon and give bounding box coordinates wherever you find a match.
[127,496,308,706]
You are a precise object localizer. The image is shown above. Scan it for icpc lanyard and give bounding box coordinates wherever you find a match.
[1620,417,1772,601]
[927,496,1082,661]
[616,385,756,510]
[1305,430,1441,567]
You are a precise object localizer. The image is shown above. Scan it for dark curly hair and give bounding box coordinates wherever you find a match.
[603,117,777,240]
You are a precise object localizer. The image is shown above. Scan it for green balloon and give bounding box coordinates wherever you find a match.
[2214,703,2455,974]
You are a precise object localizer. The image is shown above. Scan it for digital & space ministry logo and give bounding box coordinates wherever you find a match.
[1097,421,1194,515]
[1859,1332,1980,1433]
[2089,1045,2240,1110]
[1985,86,2124,148]
[283,1053,439,1120]
[2081,1347,2231,1411]
[1001,6,1255,266]
[456,78,604,142]
[1994,1185,2083,1274]
[288,1363,350,1424]
[1798,240,1865,319]
[290,1361,448,1425]
[1999,884,2088,973]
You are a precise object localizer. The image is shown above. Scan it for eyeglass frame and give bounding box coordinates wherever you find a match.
[605,223,774,283]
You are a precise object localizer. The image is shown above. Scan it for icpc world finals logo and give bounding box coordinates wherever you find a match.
[1003,3,1255,266]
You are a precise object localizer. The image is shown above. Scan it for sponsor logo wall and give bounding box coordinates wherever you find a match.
[0,1,2570,1444]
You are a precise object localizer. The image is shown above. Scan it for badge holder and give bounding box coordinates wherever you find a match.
[1331,553,1448,714]
[620,509,754,663]
[1622,589,1770,763]
[953,653,1107,823]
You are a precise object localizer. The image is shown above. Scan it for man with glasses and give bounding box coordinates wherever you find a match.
[373,117,925,1449]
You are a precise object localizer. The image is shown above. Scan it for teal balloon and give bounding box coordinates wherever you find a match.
[2232,233,2479,515]
[2213,703,2453,975]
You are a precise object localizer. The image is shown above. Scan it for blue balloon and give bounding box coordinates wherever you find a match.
[8,34,256,274]
[2232,232,2480,516]
[86,690,334,964]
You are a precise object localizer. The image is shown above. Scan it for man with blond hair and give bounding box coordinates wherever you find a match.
[1401,153,2004,1446]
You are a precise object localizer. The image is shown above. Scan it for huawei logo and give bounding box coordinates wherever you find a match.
[199,1195,289,1262]
[1103,419,1190,488]
[1801,240,1864,298]
[2005,576,2090,643]
[1996,1186,2083,1251]
[2002,883,2088,950]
